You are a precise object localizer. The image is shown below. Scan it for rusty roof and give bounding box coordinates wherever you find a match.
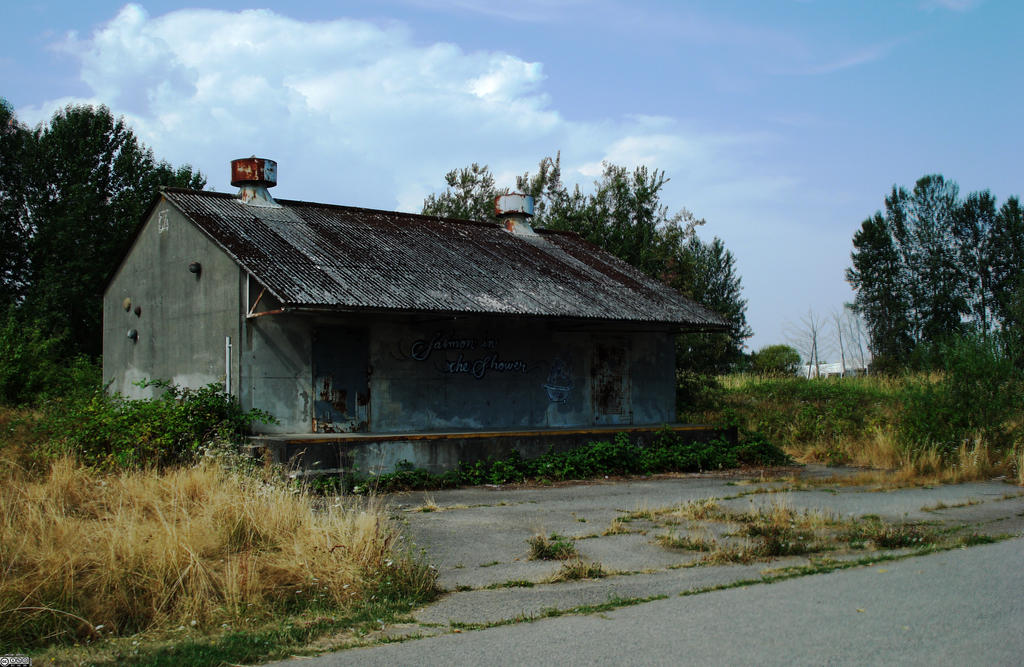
[161,188,730,330]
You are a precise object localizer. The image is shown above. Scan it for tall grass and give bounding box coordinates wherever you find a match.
[0,456,436,650]
[689,371,1023,483]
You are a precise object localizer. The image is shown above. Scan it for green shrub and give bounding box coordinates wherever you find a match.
[702,375,894,451]
[750,344,801,376]
[899,335,1023,454]
[0,309,99,405]
[43,380,276,469]
[676,371,721,412]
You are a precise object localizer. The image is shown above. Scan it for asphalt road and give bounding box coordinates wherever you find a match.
[273,535,1024,666]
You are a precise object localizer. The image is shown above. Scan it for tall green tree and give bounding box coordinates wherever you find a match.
[990,197,1024,359]
[0,99,30,307]
[4,103,205,358]
[847,210,914,370]
[954,190,998,337]
[675,236,751,373]
[848,175,1024,370]
[891,175,967,343]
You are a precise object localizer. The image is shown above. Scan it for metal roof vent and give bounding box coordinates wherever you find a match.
[231,157,280,208]
[495,193,535,235]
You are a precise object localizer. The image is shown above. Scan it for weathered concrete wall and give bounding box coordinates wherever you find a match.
[240,312,314,433]
[368,318,592,432]
[251,425,735,476]
[238,317,671,436]
[629,331,677,425]
[103,199,243,398]
[235,316,669,433]
[242,314,676,434]
[367,318,676,433]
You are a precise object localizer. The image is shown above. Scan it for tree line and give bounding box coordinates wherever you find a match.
[847,174,1024,371]
[422,154,752,374]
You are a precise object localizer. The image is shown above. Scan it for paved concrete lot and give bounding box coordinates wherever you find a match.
[268,466,1024,665]
[275,536,1024,666]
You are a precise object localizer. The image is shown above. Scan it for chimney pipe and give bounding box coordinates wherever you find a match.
[495,193,536,235]
[231,157,280,208]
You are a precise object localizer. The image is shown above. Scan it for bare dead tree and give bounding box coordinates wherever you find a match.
[831,309,847,376]
[840,306,871,374]
[785,308,830,378]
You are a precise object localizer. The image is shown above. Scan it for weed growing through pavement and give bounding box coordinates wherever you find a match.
[602,518,634,536]
[921,498,982,512]
[657,531,717,552]
[547,559,607,582]
[634,497,961,565]
[527,533,578,560]
[413,495,440,512]
[484,580,535,590]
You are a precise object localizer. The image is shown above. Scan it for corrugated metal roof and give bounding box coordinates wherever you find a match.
[162,188,730,330]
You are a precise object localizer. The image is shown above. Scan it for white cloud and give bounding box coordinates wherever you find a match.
[18,4,796,264]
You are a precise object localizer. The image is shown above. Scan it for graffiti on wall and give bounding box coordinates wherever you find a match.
[408,331,528,380]
[543,354,574,403]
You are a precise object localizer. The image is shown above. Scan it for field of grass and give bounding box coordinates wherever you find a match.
[1,364,1020,662]
[0,419,438,663]
[685,372,1023,485]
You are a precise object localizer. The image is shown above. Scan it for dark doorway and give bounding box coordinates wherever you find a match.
[312,327,370,432]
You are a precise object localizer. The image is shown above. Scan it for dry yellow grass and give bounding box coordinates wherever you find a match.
[711,373,1022,486]
[810,438,1011,489]
[0,456,435,648]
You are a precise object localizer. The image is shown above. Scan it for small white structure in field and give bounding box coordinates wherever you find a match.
[800,361,868,378]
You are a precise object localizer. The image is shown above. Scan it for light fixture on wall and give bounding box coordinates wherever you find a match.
[127,329,138,342]
[188,262,202,276]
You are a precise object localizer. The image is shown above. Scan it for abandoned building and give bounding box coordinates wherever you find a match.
[103,157,731,473]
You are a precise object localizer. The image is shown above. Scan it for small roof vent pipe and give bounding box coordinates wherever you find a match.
[231,157,281,208]
[495,193,536,236]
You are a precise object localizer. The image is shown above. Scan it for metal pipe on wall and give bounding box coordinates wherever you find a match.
[225,336,232,395]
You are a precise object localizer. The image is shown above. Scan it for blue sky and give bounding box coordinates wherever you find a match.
[3,1,1021,355]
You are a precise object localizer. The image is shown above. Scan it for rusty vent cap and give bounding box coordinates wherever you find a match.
[495,193,534,218]
[231,157,277,188]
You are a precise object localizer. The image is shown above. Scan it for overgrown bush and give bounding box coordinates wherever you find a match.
[42,380,275,469]
[899,335,1023,454]
[750,344,801,376]
[0,309,99,405]
[692,375,894,452]
[675,370,722,413]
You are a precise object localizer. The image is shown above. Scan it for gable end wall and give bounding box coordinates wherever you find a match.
[103,199,243,398]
